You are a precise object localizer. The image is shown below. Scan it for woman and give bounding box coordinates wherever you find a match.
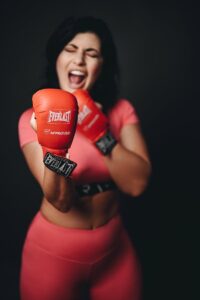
[18,16,151,300]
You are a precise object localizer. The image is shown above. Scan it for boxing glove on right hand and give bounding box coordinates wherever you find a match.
[32,88,78,156]
[32,88,78,177]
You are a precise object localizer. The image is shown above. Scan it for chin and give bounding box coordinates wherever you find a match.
[62,86,75,93]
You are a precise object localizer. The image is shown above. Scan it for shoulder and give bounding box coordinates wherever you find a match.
[107,98,140,139]
[109,98,139,120]
[19,107,33,123]
[18,107,34,127]
[110,98,136,109]
[108,98,140,135]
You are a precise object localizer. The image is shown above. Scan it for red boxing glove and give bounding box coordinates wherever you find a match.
[74,89,117,155]
[32,88,78,177]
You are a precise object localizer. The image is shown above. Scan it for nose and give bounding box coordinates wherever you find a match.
[73,51,85,65]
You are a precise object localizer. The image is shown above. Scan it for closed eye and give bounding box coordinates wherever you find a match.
[64,46,76,52]
[86,48,102,58]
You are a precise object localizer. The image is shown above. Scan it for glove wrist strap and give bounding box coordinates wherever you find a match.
[43,152,77,177]
[95,131,117,155]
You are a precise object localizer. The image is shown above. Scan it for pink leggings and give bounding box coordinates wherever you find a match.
[20,212,141,300]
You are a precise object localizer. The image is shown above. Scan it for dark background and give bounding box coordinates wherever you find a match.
[0,0,198,299]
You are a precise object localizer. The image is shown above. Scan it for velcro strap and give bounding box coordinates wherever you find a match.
[76,181,116,197]
[95,131,117,155]
[43,152,77,177]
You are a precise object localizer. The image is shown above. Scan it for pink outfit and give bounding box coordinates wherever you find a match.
[20,212,141,300]
[19,99,142,300]
[18,99,139,184]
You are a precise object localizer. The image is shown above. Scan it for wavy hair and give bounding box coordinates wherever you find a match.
[42,16,120,111]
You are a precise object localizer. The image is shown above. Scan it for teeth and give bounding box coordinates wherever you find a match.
[70,70,85,76]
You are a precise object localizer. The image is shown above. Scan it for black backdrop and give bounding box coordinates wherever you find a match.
[0,1,198,299]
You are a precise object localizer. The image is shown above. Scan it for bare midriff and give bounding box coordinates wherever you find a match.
[40,190,120,230]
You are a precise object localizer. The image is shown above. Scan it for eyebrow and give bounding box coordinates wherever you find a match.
[66,43,100,53]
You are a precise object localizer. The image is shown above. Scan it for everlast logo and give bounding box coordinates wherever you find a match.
[78,105,91,124]
[48,111,71,123]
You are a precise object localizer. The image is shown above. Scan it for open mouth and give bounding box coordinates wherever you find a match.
[68,70,86,88]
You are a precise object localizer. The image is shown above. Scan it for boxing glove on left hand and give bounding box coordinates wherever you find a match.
[74,89,117,155]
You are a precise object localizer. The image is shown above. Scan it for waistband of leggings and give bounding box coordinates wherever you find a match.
[26,211,123,263]
[36,210,122,234]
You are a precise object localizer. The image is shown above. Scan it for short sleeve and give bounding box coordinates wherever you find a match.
[118,99,139,125]
[18,108,37,148]
[108,99,140,138]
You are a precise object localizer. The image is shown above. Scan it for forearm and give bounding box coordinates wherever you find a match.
[104,143,151,196]
[42,167,77,212]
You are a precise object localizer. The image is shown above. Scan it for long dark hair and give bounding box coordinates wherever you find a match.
[42,16,120,111]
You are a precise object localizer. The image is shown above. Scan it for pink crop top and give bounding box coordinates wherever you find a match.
[18,99,139,184]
